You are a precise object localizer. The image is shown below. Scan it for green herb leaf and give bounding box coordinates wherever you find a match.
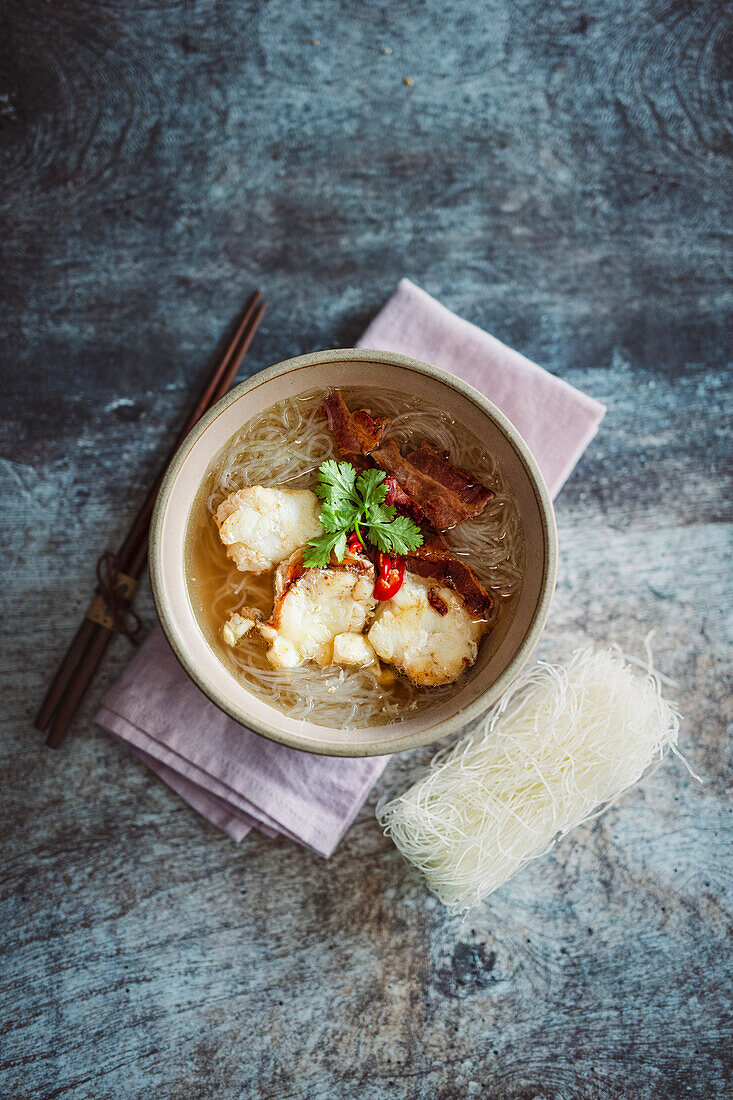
[302,530,348,568]
[332,530,348,561]
[303,460,423,568]
[315,460,357,503]
[366,514,424,555]
[387,515,424,553]
[355,467,388,509]
[320,501,361,533]
[367,502,397,525]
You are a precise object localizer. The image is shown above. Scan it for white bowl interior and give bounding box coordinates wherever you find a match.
[153,354,553,755]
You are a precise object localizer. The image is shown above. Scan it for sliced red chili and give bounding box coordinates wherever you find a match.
[346,532,364,554]
[374,552,405,601]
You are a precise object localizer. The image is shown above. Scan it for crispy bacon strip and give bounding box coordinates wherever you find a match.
[407,442,494,517]
[322,390,494,529]
[383,474,423,522]
[322,391,389,464]
[405,535,494,620]
[372,438,494,530]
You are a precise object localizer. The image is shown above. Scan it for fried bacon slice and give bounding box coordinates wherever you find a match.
[404,534,494,620]
[407,442,494,517]
[322,391,389,465]
[372,438,494,530]
[383,474,423,522]
[321,389,495,529]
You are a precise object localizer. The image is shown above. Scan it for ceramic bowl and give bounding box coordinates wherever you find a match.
[149,349,557,756]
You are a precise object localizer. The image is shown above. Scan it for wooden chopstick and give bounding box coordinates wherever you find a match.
[34,618,99,733]
[37,292,266,748]
[36,290,264,733]
[43,295,267,747]
[115,290,265,572]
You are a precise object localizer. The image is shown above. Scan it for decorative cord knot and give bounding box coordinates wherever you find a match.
[93,551,141,643]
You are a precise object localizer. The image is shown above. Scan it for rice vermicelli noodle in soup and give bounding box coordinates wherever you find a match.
[185,387,525,728]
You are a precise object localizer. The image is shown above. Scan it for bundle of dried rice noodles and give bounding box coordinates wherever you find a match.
[377,643,696,911]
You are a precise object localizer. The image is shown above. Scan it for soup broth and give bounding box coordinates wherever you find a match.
[185,387,525,728]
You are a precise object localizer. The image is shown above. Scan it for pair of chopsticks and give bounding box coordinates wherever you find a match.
[35,290,267,749]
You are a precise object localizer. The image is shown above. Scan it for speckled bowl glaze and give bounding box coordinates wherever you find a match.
[149,349,558,756]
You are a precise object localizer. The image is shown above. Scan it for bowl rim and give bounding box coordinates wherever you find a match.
[149,348,558,756]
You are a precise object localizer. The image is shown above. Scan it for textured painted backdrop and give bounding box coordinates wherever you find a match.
[1,1,731,1098]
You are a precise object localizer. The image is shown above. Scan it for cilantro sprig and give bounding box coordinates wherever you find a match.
[303,460,423,568]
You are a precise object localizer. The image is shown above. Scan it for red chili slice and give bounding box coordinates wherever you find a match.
[374,552,405,601]
[346,532,364,554]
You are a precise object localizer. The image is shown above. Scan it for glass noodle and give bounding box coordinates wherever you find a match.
[185,388,525,728]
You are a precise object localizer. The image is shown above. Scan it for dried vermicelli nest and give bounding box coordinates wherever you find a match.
[377,641,698,910]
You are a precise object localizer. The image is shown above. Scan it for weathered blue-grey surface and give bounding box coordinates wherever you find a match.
[1,1,731,1097]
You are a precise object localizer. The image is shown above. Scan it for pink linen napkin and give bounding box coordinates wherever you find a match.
[96,278,605,856]
[358,279,604,498]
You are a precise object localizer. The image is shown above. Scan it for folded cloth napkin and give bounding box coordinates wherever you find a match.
[97,278,605,856]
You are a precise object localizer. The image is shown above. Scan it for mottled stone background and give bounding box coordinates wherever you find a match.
[1,1,731,1097]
